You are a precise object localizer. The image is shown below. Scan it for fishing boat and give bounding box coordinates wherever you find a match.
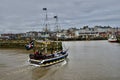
[29,48,68,67]
[26,8,68,67]
[108,34,117,42]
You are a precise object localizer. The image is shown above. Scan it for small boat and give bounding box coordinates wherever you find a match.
[108,35,117,42]
[26,8,68,67]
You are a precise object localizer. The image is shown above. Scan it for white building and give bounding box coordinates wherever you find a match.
[94,26,112,32]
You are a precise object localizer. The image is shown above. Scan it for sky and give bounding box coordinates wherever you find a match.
[0,0,120,33]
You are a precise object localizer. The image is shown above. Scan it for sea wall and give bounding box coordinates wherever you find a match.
[0,40,62,51]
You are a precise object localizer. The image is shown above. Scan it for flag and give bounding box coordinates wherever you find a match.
[54,16,57,18]
[25,40,34,50]
[43,8,47,10]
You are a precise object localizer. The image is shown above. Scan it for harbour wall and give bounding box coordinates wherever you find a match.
[0,40,62,51]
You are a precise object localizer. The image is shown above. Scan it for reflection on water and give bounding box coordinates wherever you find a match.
[0,41,120,80]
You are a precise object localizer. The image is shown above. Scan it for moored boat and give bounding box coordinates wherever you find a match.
[108,35,117,42]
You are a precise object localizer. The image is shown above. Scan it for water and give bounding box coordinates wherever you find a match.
[0,40,120,80]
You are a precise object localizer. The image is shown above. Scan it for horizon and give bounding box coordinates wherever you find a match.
[0,25,119,34]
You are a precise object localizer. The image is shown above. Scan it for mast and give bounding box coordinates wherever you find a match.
[43,8,48,54]
[54,16,59,51]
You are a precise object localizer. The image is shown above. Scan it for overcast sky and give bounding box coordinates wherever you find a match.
[0,0,120,33]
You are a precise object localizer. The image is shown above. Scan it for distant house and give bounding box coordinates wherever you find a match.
[16,33,26,39]
[78,26,99,39]
[94,26,112,32]
[26,31,38,37]
[94,26,112,38]
[75,30,79,38]
[0,33,15,40]
[67,28,79,38]
[37,32,42,37]
[40,32,50,38]
[57,32,67,39]
[0,36,10,40]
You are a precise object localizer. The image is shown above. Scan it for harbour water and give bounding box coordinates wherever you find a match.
[0,40,120,80]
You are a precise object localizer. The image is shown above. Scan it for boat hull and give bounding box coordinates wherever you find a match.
[108,39,117,42]
[29,52,68,67]
[108,40,117,42]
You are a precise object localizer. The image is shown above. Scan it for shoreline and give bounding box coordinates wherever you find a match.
[0,39,119,49]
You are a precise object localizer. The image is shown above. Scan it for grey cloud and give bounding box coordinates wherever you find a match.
[0,0,120,33]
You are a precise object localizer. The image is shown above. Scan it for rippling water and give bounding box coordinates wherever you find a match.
[0,40,120,80]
